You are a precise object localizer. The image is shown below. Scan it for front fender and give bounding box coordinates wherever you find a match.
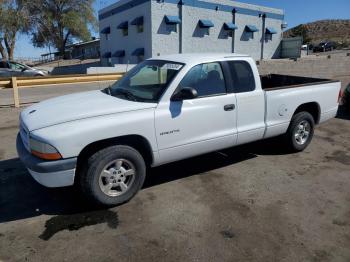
[31,108,157,159]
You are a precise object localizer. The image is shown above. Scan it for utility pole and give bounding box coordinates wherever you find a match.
[232,8,237,53]
[260,13,266,60]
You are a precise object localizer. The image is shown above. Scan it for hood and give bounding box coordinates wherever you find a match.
[21,90,156,131]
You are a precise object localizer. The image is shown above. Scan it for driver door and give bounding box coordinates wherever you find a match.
[155,62,237,164]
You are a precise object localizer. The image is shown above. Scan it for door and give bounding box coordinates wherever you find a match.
[227,60,265,145]
[155,62,237,164]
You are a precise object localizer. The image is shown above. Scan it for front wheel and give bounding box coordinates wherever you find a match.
[285,112,315,152]
[79,145,146,206]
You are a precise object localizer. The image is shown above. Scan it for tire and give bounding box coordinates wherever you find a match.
[79,145,146,206]
[285,111,315,152]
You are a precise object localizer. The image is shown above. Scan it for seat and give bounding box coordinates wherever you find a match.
[196,70,225,96]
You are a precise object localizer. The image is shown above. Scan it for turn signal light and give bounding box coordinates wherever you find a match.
[31,150,62,160]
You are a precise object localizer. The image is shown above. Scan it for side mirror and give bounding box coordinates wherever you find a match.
[171,87,198,101]
[21,68,27,72]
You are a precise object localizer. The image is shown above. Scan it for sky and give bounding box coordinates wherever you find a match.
[14,0,350,59]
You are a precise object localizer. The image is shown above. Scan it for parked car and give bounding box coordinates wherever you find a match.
[313,41,336,52]
[0,60,48,78]
[17,53,341,206]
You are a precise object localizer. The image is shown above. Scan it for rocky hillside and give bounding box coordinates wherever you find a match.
[284,19,350,46]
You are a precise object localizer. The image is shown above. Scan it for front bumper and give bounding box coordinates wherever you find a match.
[16,134,77,187]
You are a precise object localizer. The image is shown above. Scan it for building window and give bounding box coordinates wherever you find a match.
[137,55,144,63]
[164,15,181,33]
[100,26,111,41]
[265,34,272,41]
[122,28,128,36]
[137,24,144,33]
[245,25,259,40]
[223,22,238,38]
[265,27,277,41]
[198,19,214,36]
[166,24,177,33]
[131,16,144,33]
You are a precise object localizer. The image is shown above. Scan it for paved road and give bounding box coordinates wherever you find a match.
[0,105,350,261]
[0,81,113,107]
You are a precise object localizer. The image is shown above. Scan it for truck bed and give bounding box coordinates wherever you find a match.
[261,74,338,91]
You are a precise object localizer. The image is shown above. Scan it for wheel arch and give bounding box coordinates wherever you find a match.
[293,102,321,124]
[75,135,154,183]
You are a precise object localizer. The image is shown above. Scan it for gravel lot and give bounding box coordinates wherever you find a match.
[0,55,350,261]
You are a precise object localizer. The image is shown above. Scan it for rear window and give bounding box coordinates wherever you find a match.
[227,61,256,93]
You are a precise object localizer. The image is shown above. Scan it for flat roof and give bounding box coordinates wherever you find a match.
[99,0,284,21]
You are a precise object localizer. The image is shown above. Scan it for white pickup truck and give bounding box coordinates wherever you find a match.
[17,53,341,205]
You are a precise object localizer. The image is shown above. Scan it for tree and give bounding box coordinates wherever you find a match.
[0,0,31,60]
[29,0,97,58]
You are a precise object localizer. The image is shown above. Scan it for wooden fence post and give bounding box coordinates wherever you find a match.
[12,77,20,108]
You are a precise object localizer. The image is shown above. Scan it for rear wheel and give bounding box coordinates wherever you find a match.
[285,111,315,152]
[79,145,146,206]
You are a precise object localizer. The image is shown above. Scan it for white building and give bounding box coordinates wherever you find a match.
[99,0,285,66]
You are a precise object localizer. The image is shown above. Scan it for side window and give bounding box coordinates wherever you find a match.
[179,62,226,97]
[228,61,256,93]
[10,62,25,70]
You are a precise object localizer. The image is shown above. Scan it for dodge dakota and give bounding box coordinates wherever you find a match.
[17,53,341,205]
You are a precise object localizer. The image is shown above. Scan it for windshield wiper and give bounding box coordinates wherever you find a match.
[114,89,139,102]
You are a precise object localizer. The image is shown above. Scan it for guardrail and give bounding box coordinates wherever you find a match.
[0,73,124,108]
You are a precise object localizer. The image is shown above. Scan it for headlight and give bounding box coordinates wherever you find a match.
[29,137,62,160]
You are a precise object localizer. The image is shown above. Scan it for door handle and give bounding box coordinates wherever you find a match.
[224,104,235,111]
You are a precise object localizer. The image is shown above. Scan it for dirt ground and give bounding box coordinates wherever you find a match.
[1,54,350,261]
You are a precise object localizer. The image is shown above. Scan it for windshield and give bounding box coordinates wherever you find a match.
[107,60,184,102]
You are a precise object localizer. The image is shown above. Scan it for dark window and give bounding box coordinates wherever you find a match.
[137,24,144,33]
[166,24,177,33]
[179,62,226,97]
[0,61,9,68]
[227,61,255,93]
[122,28,128,36]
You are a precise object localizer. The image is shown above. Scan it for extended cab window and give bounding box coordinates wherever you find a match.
[228,61,256,93]
[179,62,226,97]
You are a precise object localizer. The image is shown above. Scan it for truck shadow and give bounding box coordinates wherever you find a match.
[0,137,288,224]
